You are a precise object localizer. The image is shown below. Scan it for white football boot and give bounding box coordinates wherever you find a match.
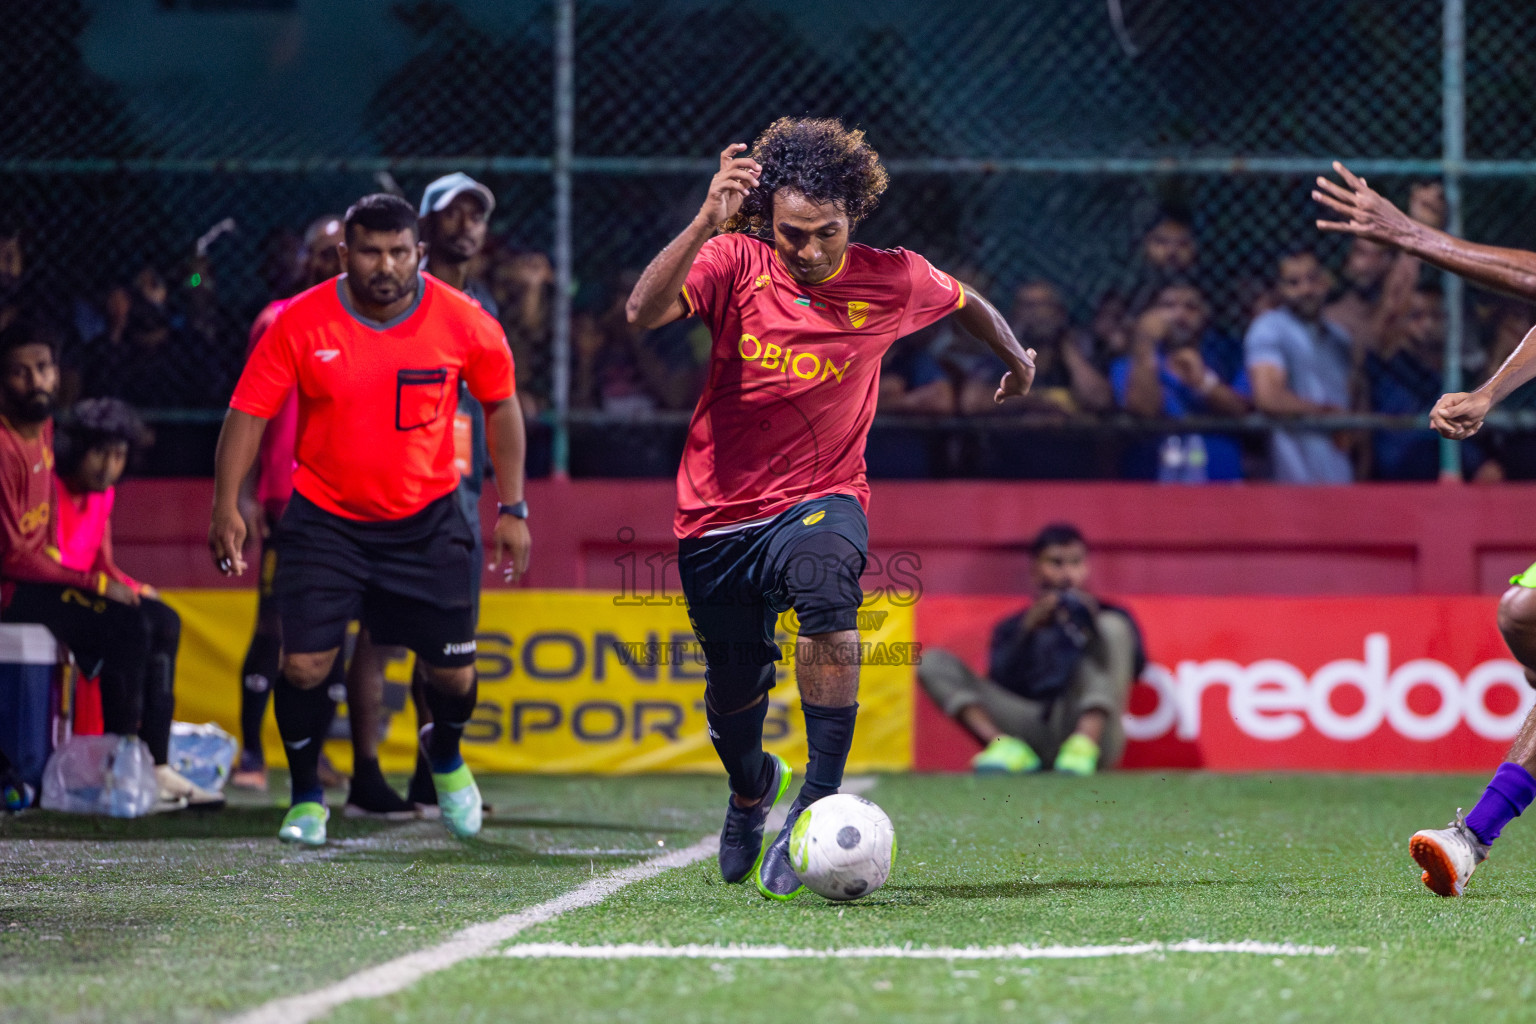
[1409,809,1489,897]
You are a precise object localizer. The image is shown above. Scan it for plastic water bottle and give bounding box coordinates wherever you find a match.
[1157,435,1185,483]
[1182,434,1209,483]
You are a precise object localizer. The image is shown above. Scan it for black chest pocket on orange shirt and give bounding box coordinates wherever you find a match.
[396,367,451,431]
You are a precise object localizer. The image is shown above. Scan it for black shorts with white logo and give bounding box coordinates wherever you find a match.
[273,490,478,668]
[678,494,868,713]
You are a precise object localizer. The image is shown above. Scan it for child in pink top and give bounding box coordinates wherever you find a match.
[54,399,220,809]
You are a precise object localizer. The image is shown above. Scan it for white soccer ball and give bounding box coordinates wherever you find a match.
[789,793,896,901]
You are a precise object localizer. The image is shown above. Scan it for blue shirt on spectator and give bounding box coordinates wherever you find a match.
[1109,350,1251,481]
[1244,307,1354,483]
[1365,349,1447,480]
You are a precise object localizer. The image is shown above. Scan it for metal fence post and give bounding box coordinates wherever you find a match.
[551,0,575,478]
[1440,0,1466,481]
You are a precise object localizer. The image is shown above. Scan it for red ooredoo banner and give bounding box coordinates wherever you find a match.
[914,595,1529,772]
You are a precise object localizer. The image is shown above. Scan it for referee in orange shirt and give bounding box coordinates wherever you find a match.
[209,194,530,846]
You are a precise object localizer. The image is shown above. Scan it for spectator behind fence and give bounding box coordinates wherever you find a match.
[960,280,1110,416]
[600,271,706,412]
[1245,250,1355,483]
[1365,284,1476,480]
[1466,300,1536,481]
[1111,285,1252,482]
[1324,183,1446,360]
[0,226,23,334]
[1126,211,1200,315]
[918,523,1143,775]
[488,247,554,416]
[867,330,954,478]
[74,264,195,408]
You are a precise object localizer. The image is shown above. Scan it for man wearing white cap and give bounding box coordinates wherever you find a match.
[394,172,505,810]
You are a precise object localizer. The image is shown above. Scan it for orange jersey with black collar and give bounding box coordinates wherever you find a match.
[674,233,964,538]
[230,274,515,522]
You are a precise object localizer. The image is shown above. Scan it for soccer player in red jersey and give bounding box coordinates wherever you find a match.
[209,194,530,846]
[627,118,1038,899]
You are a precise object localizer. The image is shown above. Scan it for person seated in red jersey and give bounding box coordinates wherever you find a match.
[53,397,222,810]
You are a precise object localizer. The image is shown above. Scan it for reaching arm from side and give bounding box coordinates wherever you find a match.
[950,285,1037,404]
[1430,322,1536,440]
[1317,162,1536,301]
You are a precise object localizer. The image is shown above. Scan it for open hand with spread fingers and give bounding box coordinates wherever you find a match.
[1313,161,1424,249]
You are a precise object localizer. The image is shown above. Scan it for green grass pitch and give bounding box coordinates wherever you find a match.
[4,773,1536,1023]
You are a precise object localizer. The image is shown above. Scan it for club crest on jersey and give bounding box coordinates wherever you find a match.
[802,510,826,526]
[847,301,870,328]
[754,274,771,290]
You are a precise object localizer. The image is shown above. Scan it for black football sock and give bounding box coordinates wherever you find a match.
[798,701,858,805]
[348,755,412,812]
[240,633,281,761]
[407,751,438,805]
[274,672,337,807]
[423,674,478,774]
[707,695,770,800]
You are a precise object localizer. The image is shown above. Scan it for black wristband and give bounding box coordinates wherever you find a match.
[498,501,529,520]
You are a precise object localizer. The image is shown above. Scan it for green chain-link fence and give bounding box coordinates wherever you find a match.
[3,0,1534,476]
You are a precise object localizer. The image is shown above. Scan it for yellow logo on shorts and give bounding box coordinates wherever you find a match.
[802,510,826,526]
[847,301,870,328]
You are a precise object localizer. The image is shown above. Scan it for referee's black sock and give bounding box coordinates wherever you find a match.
[798,701,858,805]
[707,695,770,800]
[423,673,478,774]
[274,671,337,807]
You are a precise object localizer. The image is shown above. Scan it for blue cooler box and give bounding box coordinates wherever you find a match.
[0,623,63,791]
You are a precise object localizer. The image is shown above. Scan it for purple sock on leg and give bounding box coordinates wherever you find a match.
[1464,762,1536,845]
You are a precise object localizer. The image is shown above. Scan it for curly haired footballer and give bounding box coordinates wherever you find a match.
[723,117,890,235]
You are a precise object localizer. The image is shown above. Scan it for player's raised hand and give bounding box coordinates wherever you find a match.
[208,504,248,577]
[1313,161,1421,247]
[1429,390,1494,440]
[698,144,761,229]
[491,515,531,584]
[994,348,1037,404]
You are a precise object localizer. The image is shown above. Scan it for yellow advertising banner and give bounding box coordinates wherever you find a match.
[165,589,915,776]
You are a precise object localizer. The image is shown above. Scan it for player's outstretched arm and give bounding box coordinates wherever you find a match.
[626,143,761,329]
[1316,161,1536,301]
[483,397,531,583]
[951,284,1036,404]
[1431,323,1536,440]
[210,409,268,576]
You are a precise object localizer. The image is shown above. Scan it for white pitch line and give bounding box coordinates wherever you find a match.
[225,835,718,1024]
[224,779,884,1019]
[501,940,1348,961]
[226,775,879,1024]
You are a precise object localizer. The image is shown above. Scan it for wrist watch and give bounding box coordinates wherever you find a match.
[498,501,529,520]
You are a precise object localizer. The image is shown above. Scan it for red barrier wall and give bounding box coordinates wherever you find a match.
[113,479,1536,595]
[914,594,1527,772]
